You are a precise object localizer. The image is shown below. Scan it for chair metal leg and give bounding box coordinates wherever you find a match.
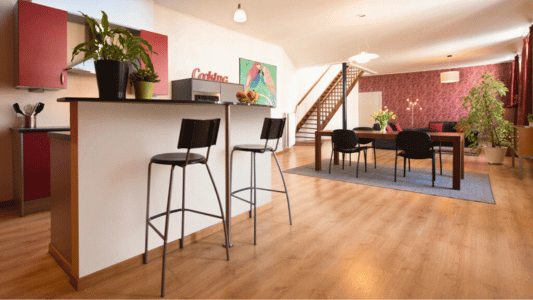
[394,150,398,182]
[342,153,345,170]
[205,164,230,261]
[431,152,436,187]
[249,153,253,218]
[439,143,443,175]
[253,152,257,245]
[373,144,377,168]
[329,149,334,174]
[161,165,176,297]
[349,153,352,166]
[356,151,360,178]
[363,148,367,172]
[144,162,152,265]
[403,157,407,177]
[273,152,292,225]
[408,158,411,172]
[180,167,186,249]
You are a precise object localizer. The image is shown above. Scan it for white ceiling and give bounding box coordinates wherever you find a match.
[154,0,533,74]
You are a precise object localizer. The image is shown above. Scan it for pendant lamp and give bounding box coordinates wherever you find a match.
[441,55,459,83]
[234,4,247,22]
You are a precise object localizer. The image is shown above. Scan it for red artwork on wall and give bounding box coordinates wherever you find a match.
[359,62,513,128]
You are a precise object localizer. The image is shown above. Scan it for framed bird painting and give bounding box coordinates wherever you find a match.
[239,58,277,107]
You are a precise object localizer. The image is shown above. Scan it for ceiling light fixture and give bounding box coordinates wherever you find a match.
[234,4,247,23]
[349,51,379,64]
[441,55,459,83]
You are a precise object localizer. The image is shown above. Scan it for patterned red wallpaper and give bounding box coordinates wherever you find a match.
[359,62,513,129]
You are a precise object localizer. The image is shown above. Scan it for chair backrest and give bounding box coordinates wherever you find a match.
[396,131,433,153]
[260,118,286,140]
[178,119,221,149]
[353,127,374,145]
[332,129,358,149]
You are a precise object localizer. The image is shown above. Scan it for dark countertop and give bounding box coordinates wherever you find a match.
[11,127,70,133]
[57,97,274,108]
[48,131,71,141]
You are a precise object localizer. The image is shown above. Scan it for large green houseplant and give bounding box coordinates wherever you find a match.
[457,72,513,164]
[71,11,155,99]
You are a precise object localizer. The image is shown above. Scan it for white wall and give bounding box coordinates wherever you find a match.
[153,4,298,120]
[33,0,154,31]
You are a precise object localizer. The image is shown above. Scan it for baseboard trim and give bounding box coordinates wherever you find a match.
[75,202,273,291]
[49,243,78,290]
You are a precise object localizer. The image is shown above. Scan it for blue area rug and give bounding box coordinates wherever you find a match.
[284,160,495,204]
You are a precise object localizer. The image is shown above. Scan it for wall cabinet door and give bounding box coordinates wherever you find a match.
[16,0,67,90]
[140,30,168,95]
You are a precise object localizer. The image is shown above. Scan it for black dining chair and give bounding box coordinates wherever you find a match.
[230,118,292,246]
[144,119,230,297]
[329,129,368,177]
[414,128,443,175]
[395,131,438,187]
[352,127,376,168]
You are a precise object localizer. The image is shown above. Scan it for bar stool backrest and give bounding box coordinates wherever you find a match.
[259,118,286,151]
[332,129,359,150]
[178,118,221,149]
[396,131,433,153]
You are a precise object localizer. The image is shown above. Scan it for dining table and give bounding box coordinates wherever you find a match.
[315,130,465,190]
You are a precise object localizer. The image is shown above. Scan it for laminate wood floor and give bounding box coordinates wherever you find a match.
[1,144,533,299]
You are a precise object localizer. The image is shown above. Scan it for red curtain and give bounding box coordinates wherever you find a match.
[518,26,533,125]
[508,54,519,108]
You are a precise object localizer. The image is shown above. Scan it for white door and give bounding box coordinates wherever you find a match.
[358,92,382,128]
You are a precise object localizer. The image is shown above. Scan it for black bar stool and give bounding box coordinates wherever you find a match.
[230,118,292,245]
[144,119,229,297]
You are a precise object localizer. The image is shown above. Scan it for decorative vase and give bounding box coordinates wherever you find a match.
[134,81,155,99]
[379,121,388,134]
[484,146,507,165]
[529,121,533,127]
[94,60,131,99]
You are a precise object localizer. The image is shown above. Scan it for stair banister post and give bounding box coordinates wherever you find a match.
[342,63,347,130]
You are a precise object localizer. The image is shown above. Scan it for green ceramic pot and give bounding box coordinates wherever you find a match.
[134,81,155,99]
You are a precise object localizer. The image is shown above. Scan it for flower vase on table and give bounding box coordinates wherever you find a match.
[371,109,396,134]
[379,121,388,133]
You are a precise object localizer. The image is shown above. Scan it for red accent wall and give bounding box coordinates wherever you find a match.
[359,62,513,129]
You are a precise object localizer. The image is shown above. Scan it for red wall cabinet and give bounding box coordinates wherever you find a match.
[16,0,67,90]
[140,30,168,95]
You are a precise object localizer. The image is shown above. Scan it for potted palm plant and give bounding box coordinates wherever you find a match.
[457,72,513,164]
[71,11,155,99]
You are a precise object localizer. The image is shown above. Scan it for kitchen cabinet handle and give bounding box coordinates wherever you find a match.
[60,73,65,85]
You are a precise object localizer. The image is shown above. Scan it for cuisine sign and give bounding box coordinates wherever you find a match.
[192,68,228,82]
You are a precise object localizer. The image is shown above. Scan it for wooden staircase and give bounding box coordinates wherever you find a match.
[295,66,364,145]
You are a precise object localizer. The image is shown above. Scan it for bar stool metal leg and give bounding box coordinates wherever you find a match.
[144,162,153,264]
[253,152,257,245]
[180,167,186,249]
[205,164,230,261]
[249,153,253,218]
[161,165,176,297]
[273,152,292,225]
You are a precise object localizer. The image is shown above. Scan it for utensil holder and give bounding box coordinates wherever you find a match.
[24,115,36,128]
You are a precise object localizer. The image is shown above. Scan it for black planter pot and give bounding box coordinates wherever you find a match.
[94,60,131,99]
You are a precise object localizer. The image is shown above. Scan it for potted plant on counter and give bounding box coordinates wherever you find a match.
[457,72,513,164]
[129,68,160,99]
[71,11,155,99]
[528,113,533,126]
